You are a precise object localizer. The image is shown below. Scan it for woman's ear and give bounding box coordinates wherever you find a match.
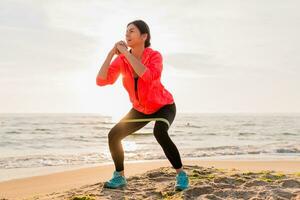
[141,33,148,42]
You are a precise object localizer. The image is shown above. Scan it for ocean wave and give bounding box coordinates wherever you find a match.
[241,123,256,126]
[238,132,256,136]
[34,128,52,131]
[5,131,22,134]
[281,132,298,136]
[276,148,300,153]
[195,146,240,151]
[0,153,109,169]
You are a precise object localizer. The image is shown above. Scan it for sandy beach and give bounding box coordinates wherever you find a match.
[0,159,299,200]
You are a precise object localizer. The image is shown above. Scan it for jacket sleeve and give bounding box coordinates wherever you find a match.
[139,51,163,82]
[96,56,121,86]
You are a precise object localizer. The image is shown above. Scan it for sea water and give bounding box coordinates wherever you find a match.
[0,113,299,181]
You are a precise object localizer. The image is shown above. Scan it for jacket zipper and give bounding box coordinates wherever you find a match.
[134,77,139,101]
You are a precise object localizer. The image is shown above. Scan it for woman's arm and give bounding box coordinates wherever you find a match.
[97,51,115,80]
[115,42,146,77]
[122,51,146,77]
[96,42,126,86]
[115,42,163,81]
[96,52,122,86]
[121,48,163,82]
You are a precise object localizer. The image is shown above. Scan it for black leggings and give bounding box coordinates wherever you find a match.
[107,102,183,171]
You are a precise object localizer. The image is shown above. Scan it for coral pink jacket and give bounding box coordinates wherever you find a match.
[96,47,174,114]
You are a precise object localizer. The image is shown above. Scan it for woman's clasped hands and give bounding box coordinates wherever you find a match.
[110,40,129,56]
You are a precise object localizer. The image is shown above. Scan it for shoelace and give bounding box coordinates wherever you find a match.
[110,175,124,183]
[176,174,188,184]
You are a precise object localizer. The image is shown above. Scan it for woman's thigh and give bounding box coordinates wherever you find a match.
[109,108,150,140]
[151,103,176,129]
[109,103,177,140]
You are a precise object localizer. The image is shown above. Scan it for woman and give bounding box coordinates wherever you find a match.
[96,20,189,191]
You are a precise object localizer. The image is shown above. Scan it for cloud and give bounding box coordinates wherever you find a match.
[0,26,98,72]
[164,53,233,76]
[0,0,47,29]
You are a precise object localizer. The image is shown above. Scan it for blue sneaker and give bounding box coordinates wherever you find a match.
[104,171,127,189]
[175,170,189,191]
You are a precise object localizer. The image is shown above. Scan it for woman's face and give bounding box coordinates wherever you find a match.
[126,24,147,48]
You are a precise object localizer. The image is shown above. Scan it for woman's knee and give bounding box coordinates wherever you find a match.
[108,126,121,143]
[153,122,169,139]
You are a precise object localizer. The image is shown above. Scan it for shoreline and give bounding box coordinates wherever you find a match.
[0,159,300,199]
[1,155,300,183]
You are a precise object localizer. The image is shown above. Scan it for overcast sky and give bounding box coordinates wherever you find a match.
[1,0,299,119]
